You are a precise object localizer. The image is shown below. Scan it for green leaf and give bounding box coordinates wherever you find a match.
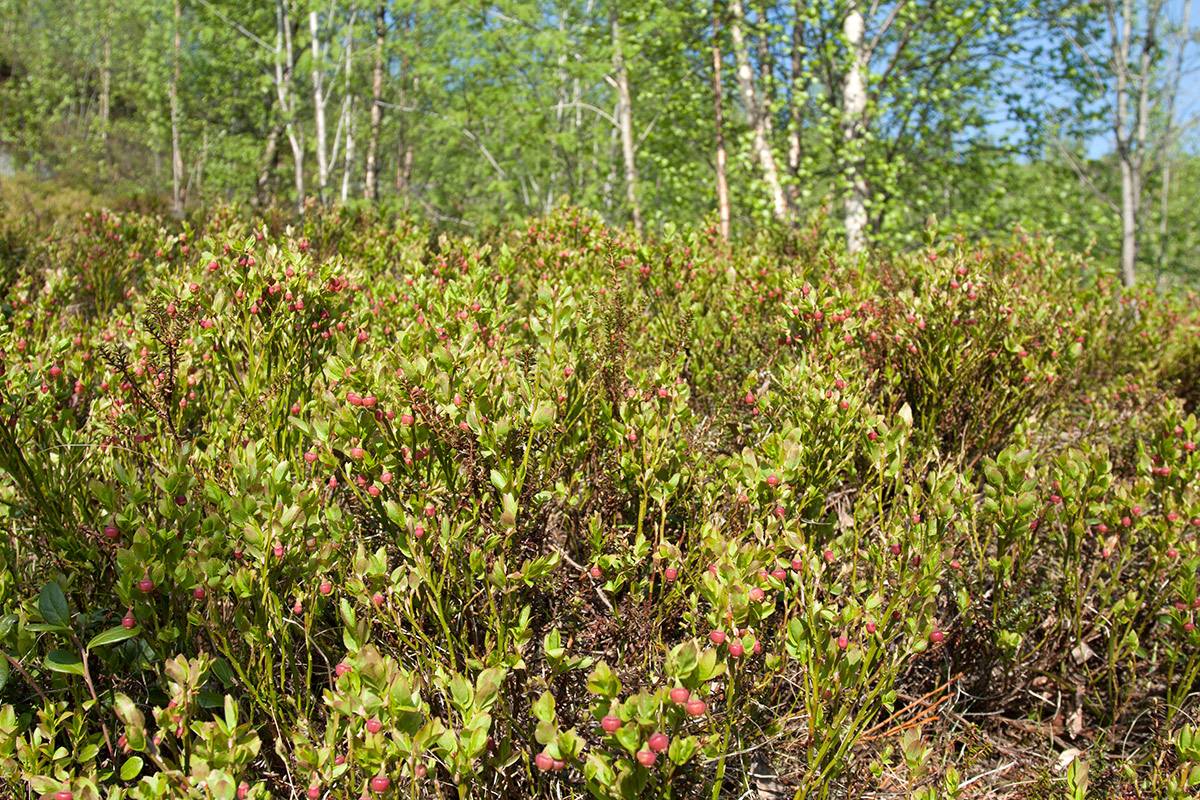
[535,718,557,745]
[38,582,71,629]
[474,667,505,712]
[121,756,144,780]
[45,650,85,676]
[585,752,616,785]
[532,403,556,431]
[532,691,556,723]
[586,661,621,697]
[88,625,139,650]
[667,640,699,681]
[668,735,698,765]
[614,723,641,756]
[212,657,235,687]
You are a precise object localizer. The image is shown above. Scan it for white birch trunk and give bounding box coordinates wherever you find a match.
[713,2,731,244]
[841,2,869,253]
[364,1,384,201]
[729,0,789,223]
[276,0,304,207]
[611,10,642,237]
[170,0,184,215]
[310,10,330,200]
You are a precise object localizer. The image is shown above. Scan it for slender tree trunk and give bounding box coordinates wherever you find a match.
[712,0,731,244]
[364,1,385,201]
[340,12,356,204]
[1129,1,1158,282]
[188,130,208,201]
[100,0,111,142]
[787,0,805,178]
[310,9,330,200]
[611,10,642,237]
[755,0,775,131]
[276,0,304,208]
[339,98,355,203]
[603,109,618,214]
[1110,0,1135,285]
[1157,0,1188,285]
[396,39,414,196]
[729,0,789,223]
[256,121,282,205]
[549,12,568,208]
[170,0,184,215]
[841,1,869,253]
[1108,0,1162,286]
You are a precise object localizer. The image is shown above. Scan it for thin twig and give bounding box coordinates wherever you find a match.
[555,547,614,612]
[3,652,52,704]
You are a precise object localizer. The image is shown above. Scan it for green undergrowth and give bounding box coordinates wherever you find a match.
[1,204,1199,799]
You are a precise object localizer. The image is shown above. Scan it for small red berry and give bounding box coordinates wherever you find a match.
[930,629,944,644]
[728,640,744,657]
[648,733,669,752]
[636,749,657,767]
[122,612,136,629]
[670,686,690,704]
[535,752,554,771]
[320,581,333,596]
[366,718,383,734]
[663,567,678,581]
[370,775,390,793]
[686,698,707,716]
[709,629,726,644]
[601,715,621,733]
[589,566,602,579]
[307,785,320,800]
[193,586,206,600]
[138,576,155,593]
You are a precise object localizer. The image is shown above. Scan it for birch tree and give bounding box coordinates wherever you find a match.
[610,6,642,236]
[363,0,385,202]
[169,0,185,214]
[712,0,732,243]
[728,0,791,222]
[841,0,869,252]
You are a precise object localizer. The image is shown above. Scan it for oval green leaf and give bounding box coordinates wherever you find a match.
[45,650,85,676]
[88,625,140,650]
